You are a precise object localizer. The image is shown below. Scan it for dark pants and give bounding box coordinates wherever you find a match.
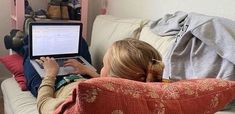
[22,37,91,97]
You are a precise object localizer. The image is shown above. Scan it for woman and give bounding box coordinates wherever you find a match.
[4,30,91,97]
[36,38,164,114]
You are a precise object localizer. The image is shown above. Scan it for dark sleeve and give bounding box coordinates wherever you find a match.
[79,37,91,64]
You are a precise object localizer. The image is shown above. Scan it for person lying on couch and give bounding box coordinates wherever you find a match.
[36,38,164,114]
[4,30,92,97]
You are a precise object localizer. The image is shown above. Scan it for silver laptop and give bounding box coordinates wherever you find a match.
[29,22,95,77]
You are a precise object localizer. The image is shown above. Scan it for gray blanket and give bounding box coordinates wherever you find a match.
[150,11,235,80]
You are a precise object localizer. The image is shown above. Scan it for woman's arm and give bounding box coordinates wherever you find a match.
[36,57,64,114]
[37,76,65,114]
[85,69,100,78]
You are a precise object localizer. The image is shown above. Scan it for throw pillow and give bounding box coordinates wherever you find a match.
[0,54,27,91]
[54,77,235,114]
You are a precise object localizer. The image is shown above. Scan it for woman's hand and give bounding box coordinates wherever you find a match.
[64,59,99,78]
[64,59,89,74]
[36,57,59,78]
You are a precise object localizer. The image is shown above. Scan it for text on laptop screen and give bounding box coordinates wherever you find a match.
[32,25,80,56]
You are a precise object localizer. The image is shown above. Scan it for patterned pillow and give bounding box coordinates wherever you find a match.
[54,77,235,114]
[0,54,27,91]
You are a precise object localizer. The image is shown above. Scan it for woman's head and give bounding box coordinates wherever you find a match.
[100,38,164,82]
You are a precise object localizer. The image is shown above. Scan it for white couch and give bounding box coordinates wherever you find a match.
[1,15,235,114]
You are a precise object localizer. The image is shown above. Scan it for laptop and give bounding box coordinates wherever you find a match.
[29,22,95,77]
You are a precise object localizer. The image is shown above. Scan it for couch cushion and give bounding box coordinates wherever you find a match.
[54,77,235,114]
[1,78,38,114]
[90,15,146,72]
[139,25,175,59]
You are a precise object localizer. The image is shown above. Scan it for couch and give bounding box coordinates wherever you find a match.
[1,15,235,114]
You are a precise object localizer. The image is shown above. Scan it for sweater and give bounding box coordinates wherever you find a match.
[37,76,85,114]
[151,11,235,80]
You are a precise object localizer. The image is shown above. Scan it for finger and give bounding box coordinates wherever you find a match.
[46,57,51,60]
[69,59,77,61]
[64,61,83,67]
[64,59,76,66]
[63,63,71,66]
[36,59,43,65]
[51,57,55,61]
[64,63,76,67]
[64,60,71,64]
[40,57,46,62]
[45,57,52,62]
[75,61,83,66]
[64,59,75,63]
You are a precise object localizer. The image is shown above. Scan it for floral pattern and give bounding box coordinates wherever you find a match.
[80,87,100,103]
[60,78,235,114]
[210,94,219,109]
[112,110,124,114]
[102,82,115,91]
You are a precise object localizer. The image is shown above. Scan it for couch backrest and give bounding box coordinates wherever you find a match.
[89,15,175,72]
[89,15,144,72]
[139,25,175,58]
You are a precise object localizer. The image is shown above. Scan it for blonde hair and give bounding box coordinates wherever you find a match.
[107,38,164,82]
[132,21,149,39]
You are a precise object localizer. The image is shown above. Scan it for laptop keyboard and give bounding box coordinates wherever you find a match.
[36,58,85,69]
[56,59,67,67]
[35,61,44,69]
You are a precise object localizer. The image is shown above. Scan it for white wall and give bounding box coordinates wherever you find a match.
[87,0,102,44]
[28,0,48,11]
[0,0,11,56]
[107,0,235,21]
[0,0,11,77]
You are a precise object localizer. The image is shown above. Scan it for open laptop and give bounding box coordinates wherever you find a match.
[29,22,95,77]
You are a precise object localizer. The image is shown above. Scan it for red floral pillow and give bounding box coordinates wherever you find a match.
[0,54,27,91]
[55,77,235,114]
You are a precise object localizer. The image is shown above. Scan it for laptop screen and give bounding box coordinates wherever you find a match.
[29,22,82,59]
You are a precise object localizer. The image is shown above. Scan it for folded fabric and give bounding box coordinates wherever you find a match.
[54,77,235,114]
[0,54,27,91]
